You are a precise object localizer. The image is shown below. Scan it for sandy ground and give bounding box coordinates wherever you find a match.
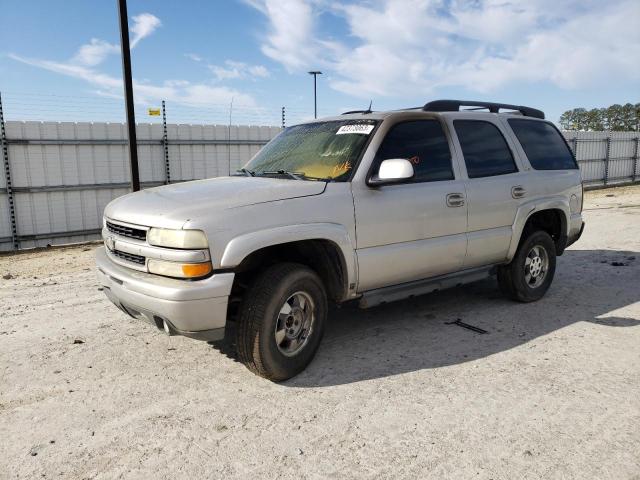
[1,186,639,480]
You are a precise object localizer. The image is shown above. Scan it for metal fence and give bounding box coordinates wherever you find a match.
[564,131,640,188]
[1,119,639,252]
[0,120,281,251]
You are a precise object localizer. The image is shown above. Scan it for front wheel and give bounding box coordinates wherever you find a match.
[235,263,327,381]
[498,230,556,302]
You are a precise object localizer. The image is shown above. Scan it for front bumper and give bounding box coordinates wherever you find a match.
[96,247,234,341]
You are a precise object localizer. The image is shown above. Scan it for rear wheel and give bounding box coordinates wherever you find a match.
[235,263,327,381]
[498,230,556,302]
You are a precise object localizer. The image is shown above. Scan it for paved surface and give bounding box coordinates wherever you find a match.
[1,186,639,479]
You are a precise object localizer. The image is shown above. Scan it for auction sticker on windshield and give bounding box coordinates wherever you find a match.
[336,124,375,135]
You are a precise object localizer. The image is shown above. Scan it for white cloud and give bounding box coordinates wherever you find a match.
[130,13,162,48]
[8,11,259,110]
[247,0,640,97]
[248,64,269,78]
[247,0,318,71]
[208,60,270,81]
[185,53,203,62]
[72,38,119,66]
[441,0,640,92]
[64,12,161,70]
[9,53,256,108]
[10,54,122,89]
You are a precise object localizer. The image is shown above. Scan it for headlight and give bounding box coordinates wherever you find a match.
[147,259,212,279]
[147,228,208,249]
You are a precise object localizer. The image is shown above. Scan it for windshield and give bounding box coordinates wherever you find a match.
[243,120,377,181]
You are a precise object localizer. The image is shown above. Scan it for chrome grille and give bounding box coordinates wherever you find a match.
[112,249,145,265]
[106,221,146,241]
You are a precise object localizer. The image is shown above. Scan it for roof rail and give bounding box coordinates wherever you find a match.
[423,100,545,119]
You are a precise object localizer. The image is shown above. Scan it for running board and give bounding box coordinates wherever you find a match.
[358,266,496,309]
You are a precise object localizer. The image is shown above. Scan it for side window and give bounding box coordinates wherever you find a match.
[508,119,577,170]
[454,120,517,178]
[374,120,454,182]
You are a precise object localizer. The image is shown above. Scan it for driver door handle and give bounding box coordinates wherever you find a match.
[446,193,465,207]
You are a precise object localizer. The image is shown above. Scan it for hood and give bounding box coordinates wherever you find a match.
[104,176,327,228]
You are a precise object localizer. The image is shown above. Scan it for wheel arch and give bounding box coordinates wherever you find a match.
[507,198,570,262]
[220,224,357,302]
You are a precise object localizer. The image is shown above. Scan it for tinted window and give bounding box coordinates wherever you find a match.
[509,119,577,170]
[375,120,453,182]
[454,120,517,178]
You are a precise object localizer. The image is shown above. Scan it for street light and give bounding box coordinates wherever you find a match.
[308,71,322,119]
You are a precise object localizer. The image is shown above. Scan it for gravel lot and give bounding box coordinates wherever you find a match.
[1,186,639,480]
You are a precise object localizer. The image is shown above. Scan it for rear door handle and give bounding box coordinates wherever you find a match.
[446,193,465,207]
[512,186,526,198]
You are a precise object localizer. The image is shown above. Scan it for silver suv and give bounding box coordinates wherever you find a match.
[96,100,585,381]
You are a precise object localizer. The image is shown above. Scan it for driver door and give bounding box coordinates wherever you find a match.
[351,119,468,292]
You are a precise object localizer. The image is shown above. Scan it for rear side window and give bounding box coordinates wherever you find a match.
[454,121,517,178]
[508,119,577,170]
[374,120,454,182]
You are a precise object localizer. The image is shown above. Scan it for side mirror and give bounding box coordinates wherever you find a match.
[368,158,415,186]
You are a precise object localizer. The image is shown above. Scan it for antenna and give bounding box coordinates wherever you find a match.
[341,99,375,116]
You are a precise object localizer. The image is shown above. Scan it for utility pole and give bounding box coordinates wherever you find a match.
[117,0,140,192]
[308,71,322,119]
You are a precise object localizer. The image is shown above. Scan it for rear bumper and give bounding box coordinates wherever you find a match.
[566,214,585,248]
[95,247,234,341]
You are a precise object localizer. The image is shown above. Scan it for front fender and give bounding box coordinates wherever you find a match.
[220,223,358,296]
[507,196,570,262]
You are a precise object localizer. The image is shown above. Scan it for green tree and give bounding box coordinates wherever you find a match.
[559,108,587,130]
[584,108,604,130]
[620,103,640,131]
[603,104,623,130]
[559,102,639,131]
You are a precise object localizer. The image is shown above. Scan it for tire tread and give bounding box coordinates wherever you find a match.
[235,262,316,380]
[497,230,556,303]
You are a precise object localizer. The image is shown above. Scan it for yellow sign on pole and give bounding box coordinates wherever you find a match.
[148,108,161,116]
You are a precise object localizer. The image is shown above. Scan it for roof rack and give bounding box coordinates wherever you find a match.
[423,100,545,119]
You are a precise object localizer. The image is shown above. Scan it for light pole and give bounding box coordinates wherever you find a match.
[117,0,140,192]
[308,71,322,119]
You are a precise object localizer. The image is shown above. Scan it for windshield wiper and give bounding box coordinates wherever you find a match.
[236,168,255,177]
[260,170,304,180]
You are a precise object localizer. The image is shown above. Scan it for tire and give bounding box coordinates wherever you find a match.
[497,230,556,303]
[235,262,327,381]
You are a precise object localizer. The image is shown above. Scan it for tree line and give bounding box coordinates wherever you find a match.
[559,103,639,131]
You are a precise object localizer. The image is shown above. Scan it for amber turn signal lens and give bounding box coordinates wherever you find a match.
[181,262,212,278]
[147,259,213,279]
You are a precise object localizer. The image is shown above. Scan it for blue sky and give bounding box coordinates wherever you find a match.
[0,0,638,125]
